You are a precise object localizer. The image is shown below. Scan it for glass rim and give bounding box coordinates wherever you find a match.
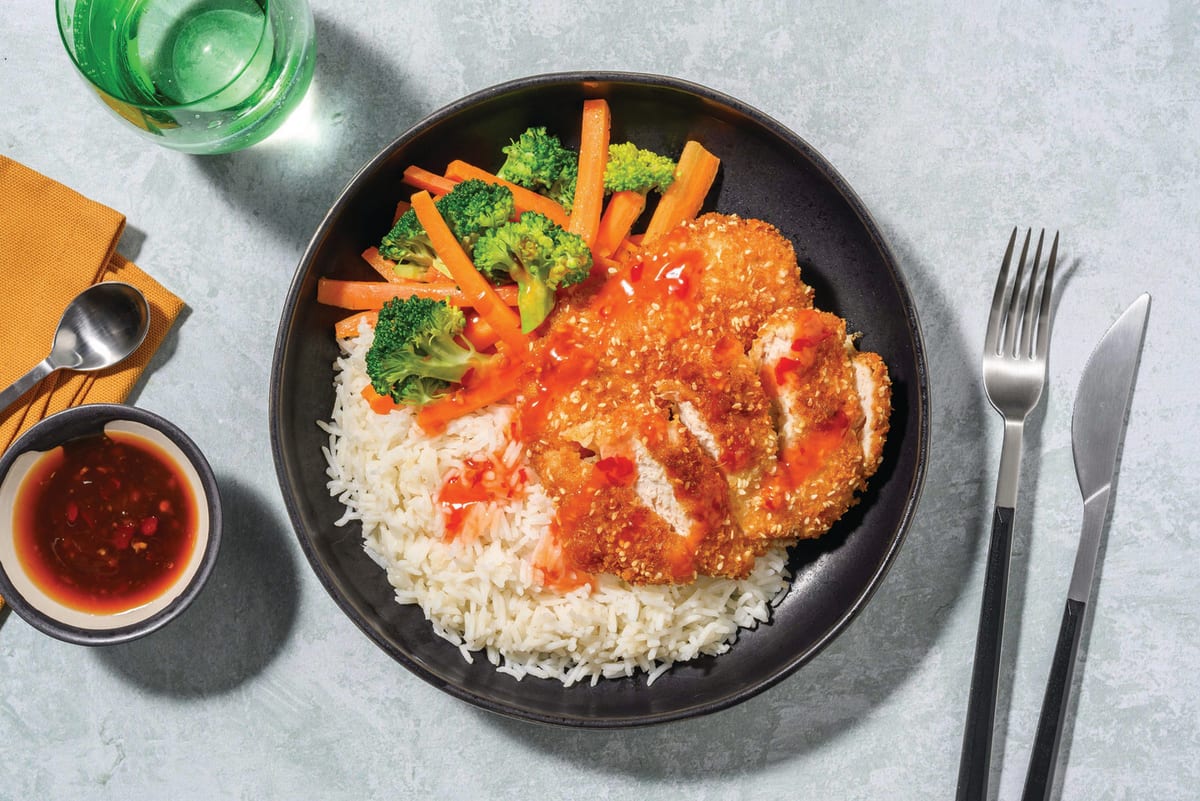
[55,0,275,111]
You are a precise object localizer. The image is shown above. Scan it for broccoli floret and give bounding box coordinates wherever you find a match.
[603,142,676,194]
[473,211,593,333]
[496,128,679,209]
[497,127,579,210]
[394,373,452,406]
[379,208,440,278]
[435,178,516,246]
[378,179,514,278]
[364,295,497,405]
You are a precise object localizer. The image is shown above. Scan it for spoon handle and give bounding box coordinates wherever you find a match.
[0,358,57,416]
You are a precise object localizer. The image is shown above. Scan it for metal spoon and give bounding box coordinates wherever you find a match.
[0,282,150,414]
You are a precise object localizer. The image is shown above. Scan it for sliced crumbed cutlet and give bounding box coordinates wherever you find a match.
[744,308,892,541]
[519,213,891,585]
[531,442,684,585]
[852,350,891,474]
[673,213,815,350]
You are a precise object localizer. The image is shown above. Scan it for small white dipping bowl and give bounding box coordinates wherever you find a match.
[0,404,221,644]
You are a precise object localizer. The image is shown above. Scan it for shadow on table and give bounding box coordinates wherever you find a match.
[125,306,192,409]
[96,476,299,696]
[191,14,431,249]
[474,231,992,776]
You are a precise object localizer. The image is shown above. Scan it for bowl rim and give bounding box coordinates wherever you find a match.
[270,70,930,726]
[0,403,223,645]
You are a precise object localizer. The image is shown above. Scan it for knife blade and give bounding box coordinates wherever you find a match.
[1067,292,1151,601]
[1021,292,1151,801]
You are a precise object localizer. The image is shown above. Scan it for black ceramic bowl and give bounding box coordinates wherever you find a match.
[271,72,928,727]
[0,404,222,645]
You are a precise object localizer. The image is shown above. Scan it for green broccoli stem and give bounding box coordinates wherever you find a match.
[514,273,554,333]
[414,336,481,384]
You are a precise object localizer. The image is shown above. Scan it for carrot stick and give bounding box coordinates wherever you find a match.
[362,384,399,414]
[317,277,519,310]
[611,236,642,265]
[360,247,407,283]
[415,360,523,433]
[443,160,570,228]
[403,165,458,196]
[411,191,528,352]
[462,313,501,351]
[334,310,379,338]
[568,99,611,246]
[643,141,721,242]
[393,200,411,224]
[362,247,443,282]
[593,190,646,258]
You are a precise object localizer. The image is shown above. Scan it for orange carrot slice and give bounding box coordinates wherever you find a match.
[643,141,720,242]
[593,190,646,258]
[317,277,518,310]
[410,191,528,352]
[334,310,379,338]
[403,165,457,196]
[610,235,642,266]
[362,384,399,414]
[361,247,408,283]
[568,99,611,246]
[362,247,442,283]
[415,358,524,433]
[462,312,500,351]
[443,160,570,228]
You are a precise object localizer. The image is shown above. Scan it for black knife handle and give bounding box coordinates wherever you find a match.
[1021,597,1086,801]
[956,505,1015,801]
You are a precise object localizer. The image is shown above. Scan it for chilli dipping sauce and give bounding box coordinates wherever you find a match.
[14,430,197,614]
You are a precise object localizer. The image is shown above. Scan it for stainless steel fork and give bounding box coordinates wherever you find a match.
[956,228,1059,801]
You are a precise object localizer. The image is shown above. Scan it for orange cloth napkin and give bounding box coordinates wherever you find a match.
[0,155,185,454]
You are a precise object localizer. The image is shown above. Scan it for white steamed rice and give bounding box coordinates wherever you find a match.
[320,328,792,686]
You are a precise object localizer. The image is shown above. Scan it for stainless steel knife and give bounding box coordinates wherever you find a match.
[1020,293,1151,801]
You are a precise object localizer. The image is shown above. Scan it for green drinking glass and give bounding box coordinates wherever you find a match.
[57,0,316,154]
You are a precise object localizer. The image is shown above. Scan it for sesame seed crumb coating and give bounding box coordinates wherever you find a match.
[520,214,891,585]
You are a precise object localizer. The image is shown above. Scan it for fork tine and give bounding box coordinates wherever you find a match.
[1019,230,1046,358]
[1033,231,1059,358]
[985,228,1019,354]
[1002,229,1034,357]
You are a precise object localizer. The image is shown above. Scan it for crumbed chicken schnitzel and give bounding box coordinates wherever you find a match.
[518,214,891,585]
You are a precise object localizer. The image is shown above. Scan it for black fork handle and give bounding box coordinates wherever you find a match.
[956,505,1015,801]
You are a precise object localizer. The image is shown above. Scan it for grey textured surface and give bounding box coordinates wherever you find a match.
[2,1,1197,799]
